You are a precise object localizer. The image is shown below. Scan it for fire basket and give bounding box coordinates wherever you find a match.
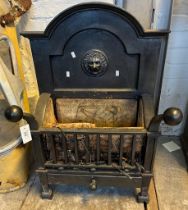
[5,3,182,203]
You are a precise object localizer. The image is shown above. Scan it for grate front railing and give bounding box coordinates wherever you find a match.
[38,129,147,169]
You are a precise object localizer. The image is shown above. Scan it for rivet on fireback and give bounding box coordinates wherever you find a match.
[71,51,76,58]
[66,71,70,77]
[115,70,119,77]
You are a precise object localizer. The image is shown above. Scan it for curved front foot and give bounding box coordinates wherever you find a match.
[41,186,53,199]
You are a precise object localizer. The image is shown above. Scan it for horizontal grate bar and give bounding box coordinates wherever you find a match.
[39,128,146,135]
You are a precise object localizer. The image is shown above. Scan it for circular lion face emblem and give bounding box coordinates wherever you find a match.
[81,49,108,77]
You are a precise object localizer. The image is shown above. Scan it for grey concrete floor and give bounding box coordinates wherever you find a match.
[153,136,188,210]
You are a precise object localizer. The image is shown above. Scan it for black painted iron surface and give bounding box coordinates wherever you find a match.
[21,3,172,202]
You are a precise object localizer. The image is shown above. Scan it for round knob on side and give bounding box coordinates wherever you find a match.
[163,107,183,126]
[89,179,97,191]
[5,105,23,122]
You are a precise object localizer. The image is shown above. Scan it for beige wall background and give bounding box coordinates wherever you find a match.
[158,0,188,135]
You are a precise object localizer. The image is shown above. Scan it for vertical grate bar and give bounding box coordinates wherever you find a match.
[138,134,145,163]
[85,134,90,163]
[74,134,79,164]
[96,134,100,164]
[131,135,136,165]
[33,132,46,165]
[48,133,57,163]
[61,133,68,164]
[41,133,49,161]
[108,134,112,165]
[119,135,124,165]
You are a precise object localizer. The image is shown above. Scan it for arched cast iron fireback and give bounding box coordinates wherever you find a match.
[22,3,169,111]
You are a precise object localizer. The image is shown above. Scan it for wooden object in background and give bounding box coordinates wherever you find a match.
[0,0,32,27]
[0,25,31,192]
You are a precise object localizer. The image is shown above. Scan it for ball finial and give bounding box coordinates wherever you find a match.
[163,108,183,126]
[5,105,23,122]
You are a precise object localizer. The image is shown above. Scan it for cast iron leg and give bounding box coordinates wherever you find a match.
[37,170,53,199]
[137,173,151,203]
[137,133,156,203]
[41,184,53,199]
